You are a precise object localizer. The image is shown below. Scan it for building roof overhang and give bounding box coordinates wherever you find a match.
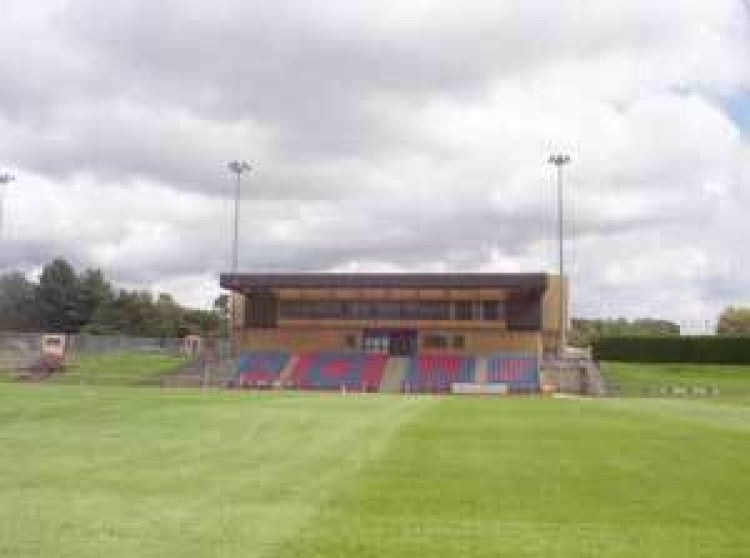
[220,272,548,293]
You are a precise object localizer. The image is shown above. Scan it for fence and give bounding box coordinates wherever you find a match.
[0,332,231,387]
[0,331,186,357]
[601,381,737,398]
[0,332,232,355]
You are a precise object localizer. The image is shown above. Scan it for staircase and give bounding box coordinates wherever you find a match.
[475,357,488,384]
[162,358,236,388]
[379,357,409,393]
[582,360,606,396]
[277,355,299,388]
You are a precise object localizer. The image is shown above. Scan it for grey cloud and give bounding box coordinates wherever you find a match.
[1,0,748,327]
[1,0,679,188]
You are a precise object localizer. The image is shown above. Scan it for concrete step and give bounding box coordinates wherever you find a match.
[379,357,409,393]
[278,355,299,386]
[582,360,606,396]
[162,358,236,388]
[475,357,488,384]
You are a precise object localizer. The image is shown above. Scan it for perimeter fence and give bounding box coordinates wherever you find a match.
[0,331,231,387]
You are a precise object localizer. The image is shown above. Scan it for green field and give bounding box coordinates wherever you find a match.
[47,352,189,386]
[601,362,750,399]
[1,376,749,557]
[1,352,188,385]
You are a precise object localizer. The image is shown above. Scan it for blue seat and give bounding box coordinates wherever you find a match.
[403,355,476,393]
[233,352,290,388]
[486,354,539,391]
[292,353,387,391]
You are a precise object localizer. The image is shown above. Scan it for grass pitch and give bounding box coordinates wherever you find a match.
[602,362,750,399]
[1,377,749,556]
[1,352,188,385]
[49,352,189,385]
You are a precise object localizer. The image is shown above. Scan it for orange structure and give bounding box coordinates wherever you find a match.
[220,273,566,358]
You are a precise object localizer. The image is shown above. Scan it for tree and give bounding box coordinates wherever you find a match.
[77,268,113,326]
[4,258,225,337]
[152,293,183,338]
[35,259,83,333]
[213,294,229,317]
[0,272,37,331]
[569,317,681,347]
[717,306,750,336]
[183,308,221,336]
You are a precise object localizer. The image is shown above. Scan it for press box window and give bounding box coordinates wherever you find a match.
[482,301,502,321]
[245,291,278,328]
[423,334,448,349]
[362,335,389,353]
[454,301,473,320]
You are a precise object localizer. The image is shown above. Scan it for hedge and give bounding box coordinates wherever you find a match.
[592,336,750,364]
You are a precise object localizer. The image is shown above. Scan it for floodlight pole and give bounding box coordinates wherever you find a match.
[548,154,570,360]
[227,161,252,359]
[0,172,15,238]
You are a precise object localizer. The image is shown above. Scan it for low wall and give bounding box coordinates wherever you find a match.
[540,363,588,394]
[0,332,210,357]
[236,327,541,355]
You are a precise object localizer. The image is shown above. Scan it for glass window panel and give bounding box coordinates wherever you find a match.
[482,301,504,321]
[423,334,448,349]
[418,301,450,320]
[455,301,473,320]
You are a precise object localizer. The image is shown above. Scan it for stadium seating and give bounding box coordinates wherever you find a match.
[290,352,388,391]
[233,352,290,388]
[403,355,476,393]
[486,354,539,391]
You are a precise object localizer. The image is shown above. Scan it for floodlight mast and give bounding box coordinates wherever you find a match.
[548,154,570,359]
[227,160,252,359]
[228,160,252,273]
[0,172,16,238]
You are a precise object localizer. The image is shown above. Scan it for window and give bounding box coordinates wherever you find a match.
[279,301,344,319]
[362,335,389,353]
[452,335,465,349]
[401,302,421,320]
[482,301,503,321]
[415,301,451,320]
[372,301,402,319]
[314,301,344,319]
[280,299,454,321]
[245,290,278,328]
[455,301,473,320]
[278,300,309,319]
[423,334,448,349]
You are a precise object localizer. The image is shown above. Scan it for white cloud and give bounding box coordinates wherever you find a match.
[0,0,748,330]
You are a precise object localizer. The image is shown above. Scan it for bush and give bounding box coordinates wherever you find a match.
[592,336,750,364]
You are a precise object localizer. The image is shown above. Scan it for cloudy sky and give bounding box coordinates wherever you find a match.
[1,0,749,330]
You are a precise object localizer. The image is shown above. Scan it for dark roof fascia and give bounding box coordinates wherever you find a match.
[220,272,548,292]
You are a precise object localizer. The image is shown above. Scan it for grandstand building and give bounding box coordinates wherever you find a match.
[220,272,565,357]
[218,273,567,394]
[220,272,566,356]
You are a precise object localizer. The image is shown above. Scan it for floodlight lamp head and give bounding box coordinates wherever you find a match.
[227,160,252,175]
[548,153,571,166]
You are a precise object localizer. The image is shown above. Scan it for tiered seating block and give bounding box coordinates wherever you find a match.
[234,352,290,388]
[403,355,476,393]
[291,353,388,391]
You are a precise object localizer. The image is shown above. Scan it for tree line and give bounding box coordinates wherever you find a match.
[2,258,748,340]
[0,259,223,337]
[568,318,681,347]
[570,308,750,347]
